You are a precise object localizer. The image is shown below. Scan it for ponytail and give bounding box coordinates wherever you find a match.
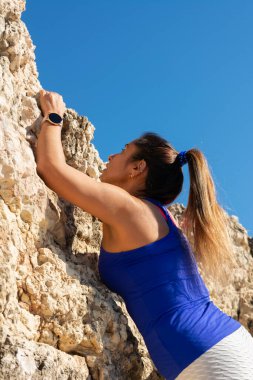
[181,149,238,285]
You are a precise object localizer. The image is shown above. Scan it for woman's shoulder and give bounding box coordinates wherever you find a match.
[101,196,172,253]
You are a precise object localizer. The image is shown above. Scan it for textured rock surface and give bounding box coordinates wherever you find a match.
[0,1,252,379]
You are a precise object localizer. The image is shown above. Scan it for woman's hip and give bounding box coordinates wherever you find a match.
[176,325,253,380]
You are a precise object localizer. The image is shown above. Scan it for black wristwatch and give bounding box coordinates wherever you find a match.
[44,112,63,126]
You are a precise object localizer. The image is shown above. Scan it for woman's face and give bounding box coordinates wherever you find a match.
[99,141,138,187]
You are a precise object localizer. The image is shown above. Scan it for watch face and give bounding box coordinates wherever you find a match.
[49,113,62,123]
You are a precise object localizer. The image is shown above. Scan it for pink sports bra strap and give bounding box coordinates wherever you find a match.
[141,197,178,229]
[158,204,178,228]
[158,207,167,220]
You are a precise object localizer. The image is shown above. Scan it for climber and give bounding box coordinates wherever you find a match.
[36,89,253,380]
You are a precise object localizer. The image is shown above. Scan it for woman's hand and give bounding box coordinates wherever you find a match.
[39,89,66,118]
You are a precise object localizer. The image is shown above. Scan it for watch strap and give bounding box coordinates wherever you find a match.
[42,113,63,126]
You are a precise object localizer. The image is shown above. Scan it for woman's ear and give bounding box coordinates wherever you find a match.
[139,159,147,172]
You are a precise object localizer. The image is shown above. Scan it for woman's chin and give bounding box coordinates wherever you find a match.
[99,171,108,183]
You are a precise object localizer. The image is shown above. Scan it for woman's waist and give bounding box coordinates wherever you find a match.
[149,299,241,339]
[125,295,211,336]
[132,299,240,345]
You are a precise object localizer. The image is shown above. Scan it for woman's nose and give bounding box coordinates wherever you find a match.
[108,154,115,162]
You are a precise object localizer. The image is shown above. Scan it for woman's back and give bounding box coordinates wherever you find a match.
[101,196,177,254]
[98,197,241,379]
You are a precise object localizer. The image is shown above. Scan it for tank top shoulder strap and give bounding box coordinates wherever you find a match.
[140,197,178,230]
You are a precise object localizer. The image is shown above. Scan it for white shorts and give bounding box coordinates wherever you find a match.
[176,325,253,380]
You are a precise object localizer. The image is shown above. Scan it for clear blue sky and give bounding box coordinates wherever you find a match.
[22,1,253,236]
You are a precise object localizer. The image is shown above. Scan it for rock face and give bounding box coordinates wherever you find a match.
[0,1,252,379]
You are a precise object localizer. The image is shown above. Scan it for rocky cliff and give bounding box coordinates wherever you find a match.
[0,1,253,379]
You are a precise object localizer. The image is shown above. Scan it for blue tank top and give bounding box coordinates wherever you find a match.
[98,197,241,379]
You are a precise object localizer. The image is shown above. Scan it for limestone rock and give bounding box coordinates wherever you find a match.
[0,1,252,379]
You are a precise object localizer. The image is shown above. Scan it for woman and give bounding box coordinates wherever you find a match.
[37,90,253,379]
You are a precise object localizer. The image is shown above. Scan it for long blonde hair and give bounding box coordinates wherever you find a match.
[181,149,238,285]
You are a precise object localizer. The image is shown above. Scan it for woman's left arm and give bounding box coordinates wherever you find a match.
[36,90,138,229]
[36,89,66,169]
